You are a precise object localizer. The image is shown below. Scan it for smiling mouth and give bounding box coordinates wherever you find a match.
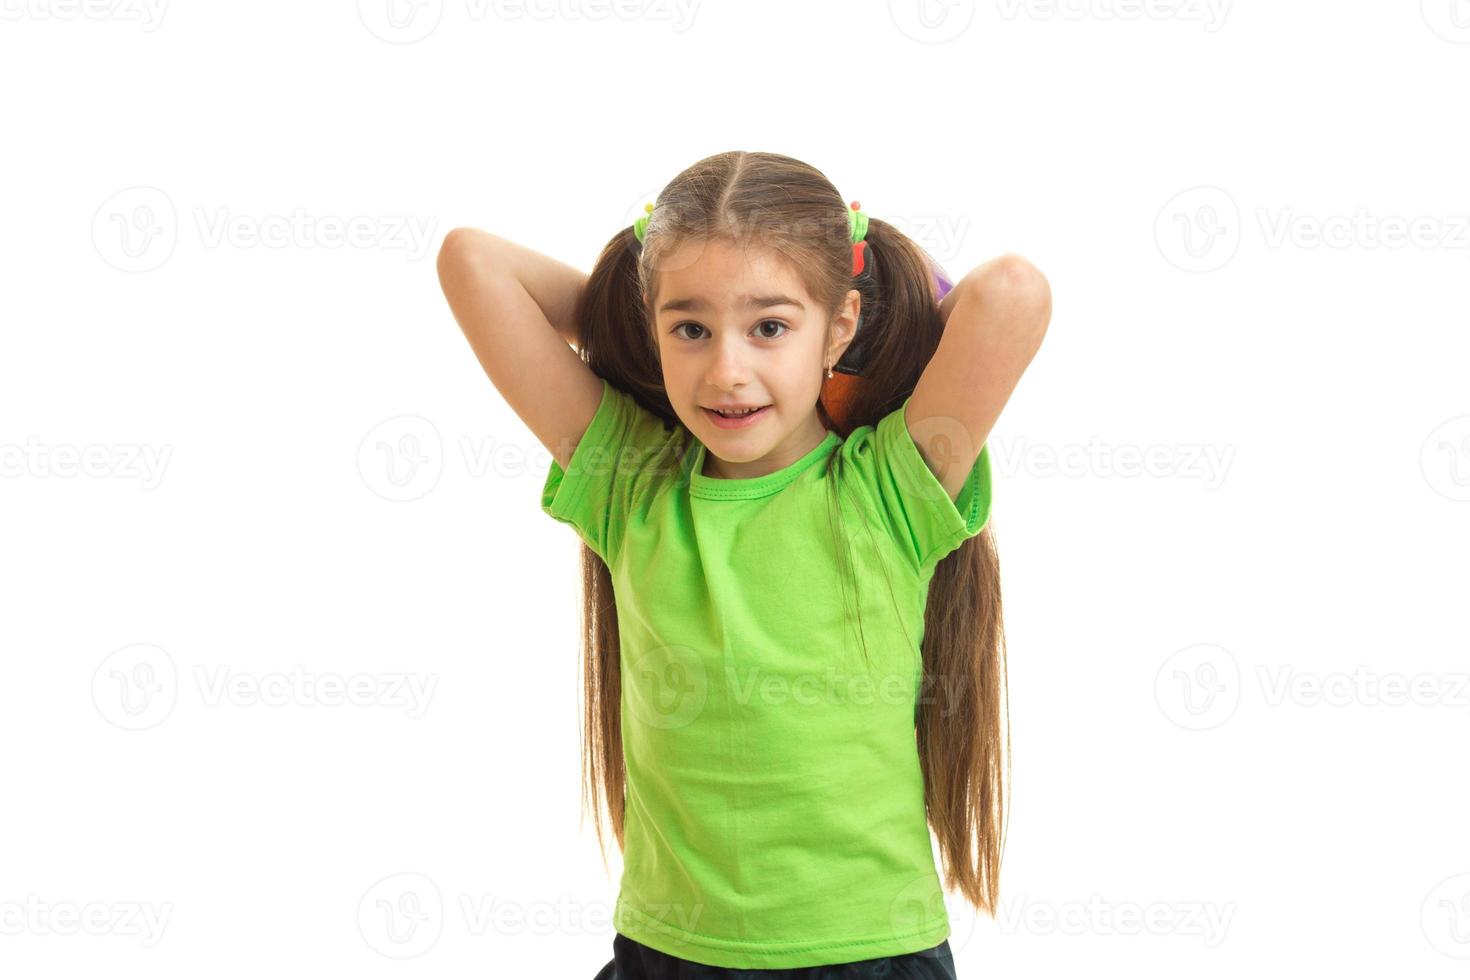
[704,405,770,418]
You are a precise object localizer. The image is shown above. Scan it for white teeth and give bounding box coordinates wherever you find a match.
[713,406,762,417]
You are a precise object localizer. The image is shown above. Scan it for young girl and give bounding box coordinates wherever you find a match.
[437,151,1051,978]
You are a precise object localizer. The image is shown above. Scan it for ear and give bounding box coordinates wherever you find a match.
[826,288,861,367]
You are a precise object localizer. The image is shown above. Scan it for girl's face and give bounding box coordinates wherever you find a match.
[648,238,857,480]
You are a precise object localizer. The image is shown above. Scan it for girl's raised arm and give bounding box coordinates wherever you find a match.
[436,228,604,471]
[906,253,1052,501]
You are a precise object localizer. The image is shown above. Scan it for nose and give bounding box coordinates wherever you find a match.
[703,331,750,391]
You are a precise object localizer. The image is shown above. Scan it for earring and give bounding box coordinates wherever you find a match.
[825,364,833,379]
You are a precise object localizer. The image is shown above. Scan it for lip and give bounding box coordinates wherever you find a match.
[702,404,771,429]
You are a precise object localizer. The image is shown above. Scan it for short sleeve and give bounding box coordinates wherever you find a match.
[839,395,993,572]
[540,378,683,564]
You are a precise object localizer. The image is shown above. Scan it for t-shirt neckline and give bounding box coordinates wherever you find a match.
[689,429,841,500]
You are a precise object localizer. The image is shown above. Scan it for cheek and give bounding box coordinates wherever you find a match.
[656,356,697,399]
[780,347,825,384]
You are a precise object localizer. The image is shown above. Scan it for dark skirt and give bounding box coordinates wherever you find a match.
[591,932,958,980]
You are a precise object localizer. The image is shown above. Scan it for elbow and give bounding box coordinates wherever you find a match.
[436,227,472,284]
[436,227,498,284]
[968,253,1052,344]
[978,253,1051,309]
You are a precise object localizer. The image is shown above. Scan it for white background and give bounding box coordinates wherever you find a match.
[3,1,1469,977]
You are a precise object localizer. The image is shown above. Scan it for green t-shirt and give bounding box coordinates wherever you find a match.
[540,378,992,970]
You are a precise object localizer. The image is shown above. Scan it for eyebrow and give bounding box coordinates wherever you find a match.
[657,294,806,315]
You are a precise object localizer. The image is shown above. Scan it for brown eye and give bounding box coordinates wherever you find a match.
[755,320,788,339]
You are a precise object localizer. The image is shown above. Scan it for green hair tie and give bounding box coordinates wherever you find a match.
[847,201,869,243]
[633,201,654,243]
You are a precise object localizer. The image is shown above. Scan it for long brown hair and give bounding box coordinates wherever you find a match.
[568,150,1009,915]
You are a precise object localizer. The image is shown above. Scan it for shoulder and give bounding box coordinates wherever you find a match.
[835,397,993,571]
[540,378,692,564]
[834,399,911,475]
[555,379,693,493]
[570,379,687,466]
